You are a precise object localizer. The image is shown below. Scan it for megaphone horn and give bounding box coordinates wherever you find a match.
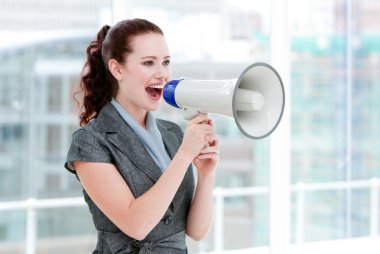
[163,62,285,139]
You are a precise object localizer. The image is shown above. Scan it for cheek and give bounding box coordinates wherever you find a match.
[125,68,151,85]
[165,67,171,81]
[138,68,156,80]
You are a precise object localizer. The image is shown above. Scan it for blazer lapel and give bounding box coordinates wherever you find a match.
[95,103,162,183]
[157,120,181,160]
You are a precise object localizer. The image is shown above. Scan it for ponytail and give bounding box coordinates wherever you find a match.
[77,25,117,126]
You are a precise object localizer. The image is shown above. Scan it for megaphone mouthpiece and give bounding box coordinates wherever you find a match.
[162,80,181,108]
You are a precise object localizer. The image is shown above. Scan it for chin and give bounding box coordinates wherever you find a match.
[147,102,161,112]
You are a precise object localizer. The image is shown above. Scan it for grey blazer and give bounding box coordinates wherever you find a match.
[65,102,195,254]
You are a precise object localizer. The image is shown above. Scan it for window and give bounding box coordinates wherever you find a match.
[0,0,379,253]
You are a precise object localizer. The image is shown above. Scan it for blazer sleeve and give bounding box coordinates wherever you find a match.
[64,128,112,174]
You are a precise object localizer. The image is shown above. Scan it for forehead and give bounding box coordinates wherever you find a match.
[129,33,169,57]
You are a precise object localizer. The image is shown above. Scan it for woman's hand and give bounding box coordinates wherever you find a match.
[178,114,217,161]
[193,139,219,178]
[192,119,219,178]
[177,114,219,178]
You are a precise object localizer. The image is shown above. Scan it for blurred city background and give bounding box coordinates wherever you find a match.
[0,0,379,253]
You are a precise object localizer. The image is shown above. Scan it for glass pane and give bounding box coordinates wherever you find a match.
[0,210,25,254]
[36,207,95,253]
[0,1,111,253]
[351,0,380,240]
[351,0,380,180]
[290,0,349,242]
[290,0,380,246]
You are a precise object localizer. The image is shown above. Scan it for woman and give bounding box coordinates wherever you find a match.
[65,18,219,253]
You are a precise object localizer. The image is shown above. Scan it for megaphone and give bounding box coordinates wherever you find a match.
[163,62,285,139]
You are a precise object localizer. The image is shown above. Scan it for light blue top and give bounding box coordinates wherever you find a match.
[110,98,171,172]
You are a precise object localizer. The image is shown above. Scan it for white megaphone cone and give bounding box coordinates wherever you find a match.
[163,62,285,139]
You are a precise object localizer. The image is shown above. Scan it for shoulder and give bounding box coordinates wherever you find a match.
[72,121,98,138]
[70,120,106,148]
[66,121,112,166]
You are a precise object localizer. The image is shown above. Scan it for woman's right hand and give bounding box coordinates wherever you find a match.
[178,114,217,161]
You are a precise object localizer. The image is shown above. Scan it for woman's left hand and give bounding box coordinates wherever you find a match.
[192,120,219,178]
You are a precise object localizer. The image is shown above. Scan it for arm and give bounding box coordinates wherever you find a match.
[73,114,215,241]
[186,173,215,240]
[186,121,219,241]
[74,151,191,240]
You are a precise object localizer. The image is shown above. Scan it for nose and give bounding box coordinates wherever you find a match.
[154,65,167,79]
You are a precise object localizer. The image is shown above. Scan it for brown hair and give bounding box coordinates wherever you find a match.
[76,18,164,126]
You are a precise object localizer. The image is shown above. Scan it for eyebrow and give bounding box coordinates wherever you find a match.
[141,56,171,59]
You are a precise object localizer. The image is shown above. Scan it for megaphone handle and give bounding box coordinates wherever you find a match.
[182,107,211,150]
[182,107,206,120]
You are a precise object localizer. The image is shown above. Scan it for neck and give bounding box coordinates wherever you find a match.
[113,97,147,128]
[133,111,148,129]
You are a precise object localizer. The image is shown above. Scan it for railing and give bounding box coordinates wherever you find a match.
[0,197,85,254]
[212,178,379,251]
[292,178,380,244]
[0,178,379,254]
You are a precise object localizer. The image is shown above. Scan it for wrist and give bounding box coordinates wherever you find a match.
[176,146,194,164]
[175,147,194,165]
[197,173,215,184]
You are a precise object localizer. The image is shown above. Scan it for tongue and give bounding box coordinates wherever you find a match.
[146,87,159,98]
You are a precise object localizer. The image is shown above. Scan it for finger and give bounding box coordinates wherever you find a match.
[197,123,214,132]
[205,134,219,144]
[189,124,214,136]
[196,153,219,160]
[208,140,219,147]
[199,146,219,155]
[187,124,215,139]
[189,113,212,125]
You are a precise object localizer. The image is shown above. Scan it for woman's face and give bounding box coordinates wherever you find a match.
[115,32,171,117]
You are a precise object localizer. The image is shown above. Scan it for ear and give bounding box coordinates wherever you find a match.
[108,59,123,80]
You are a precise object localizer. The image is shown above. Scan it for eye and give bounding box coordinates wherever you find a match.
[143,61,154,66]
[163,60,170,66]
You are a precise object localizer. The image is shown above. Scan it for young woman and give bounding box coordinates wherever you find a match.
[65,18,219,253]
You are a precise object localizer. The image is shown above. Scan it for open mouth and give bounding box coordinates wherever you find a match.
[146,84,164,99]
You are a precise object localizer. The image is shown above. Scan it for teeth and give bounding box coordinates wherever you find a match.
[149,85,164,89]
